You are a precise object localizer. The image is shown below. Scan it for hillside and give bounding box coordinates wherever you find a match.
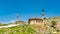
[0,24,8,26]
[0,24,38,34]
[0,17,60,34]
[45,17,60,30]
[0,24,60,34]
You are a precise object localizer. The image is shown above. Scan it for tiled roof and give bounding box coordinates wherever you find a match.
[29,18,42,20]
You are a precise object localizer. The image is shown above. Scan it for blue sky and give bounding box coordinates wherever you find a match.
[0,0,60,23]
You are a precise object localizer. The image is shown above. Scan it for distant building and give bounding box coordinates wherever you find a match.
[28,18,42,24]
[16,20,25,24]
[16,20,24,23]
[15,12,25,24]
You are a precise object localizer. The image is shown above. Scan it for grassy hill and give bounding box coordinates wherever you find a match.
[45,16,60,30]
[0,24,39,34]
[0,24,8,26]
[0,24,60,34]
[0,17,60,34]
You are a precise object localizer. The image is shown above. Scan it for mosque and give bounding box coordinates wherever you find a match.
[28,9,44,25]
[16,8,44,26]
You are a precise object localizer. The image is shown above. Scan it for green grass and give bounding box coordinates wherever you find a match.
[0,24,8,26]
[0,24,38,34]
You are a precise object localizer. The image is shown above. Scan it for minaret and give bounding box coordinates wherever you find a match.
[42,8,44,28]
[16,12,19,21]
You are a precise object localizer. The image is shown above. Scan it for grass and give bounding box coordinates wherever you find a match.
[0,24,60,34]
[0,24,38,34]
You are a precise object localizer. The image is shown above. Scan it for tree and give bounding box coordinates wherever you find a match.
[52,21,57,25]
[44,17,47,20]
[51,21,57,28]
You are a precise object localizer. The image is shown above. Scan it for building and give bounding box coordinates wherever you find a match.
[28,9,44,25]
[28,18,42,25]
[16,20,25,24]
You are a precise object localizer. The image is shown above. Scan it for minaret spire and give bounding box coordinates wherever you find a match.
[42,8,44,28]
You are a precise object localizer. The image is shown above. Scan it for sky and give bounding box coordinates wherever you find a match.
[0,0,60,23]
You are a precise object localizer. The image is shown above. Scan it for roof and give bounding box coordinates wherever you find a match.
[16,20,24,22]
[29,18,42,20]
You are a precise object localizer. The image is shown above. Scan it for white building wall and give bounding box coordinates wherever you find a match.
[30,20,42,25]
